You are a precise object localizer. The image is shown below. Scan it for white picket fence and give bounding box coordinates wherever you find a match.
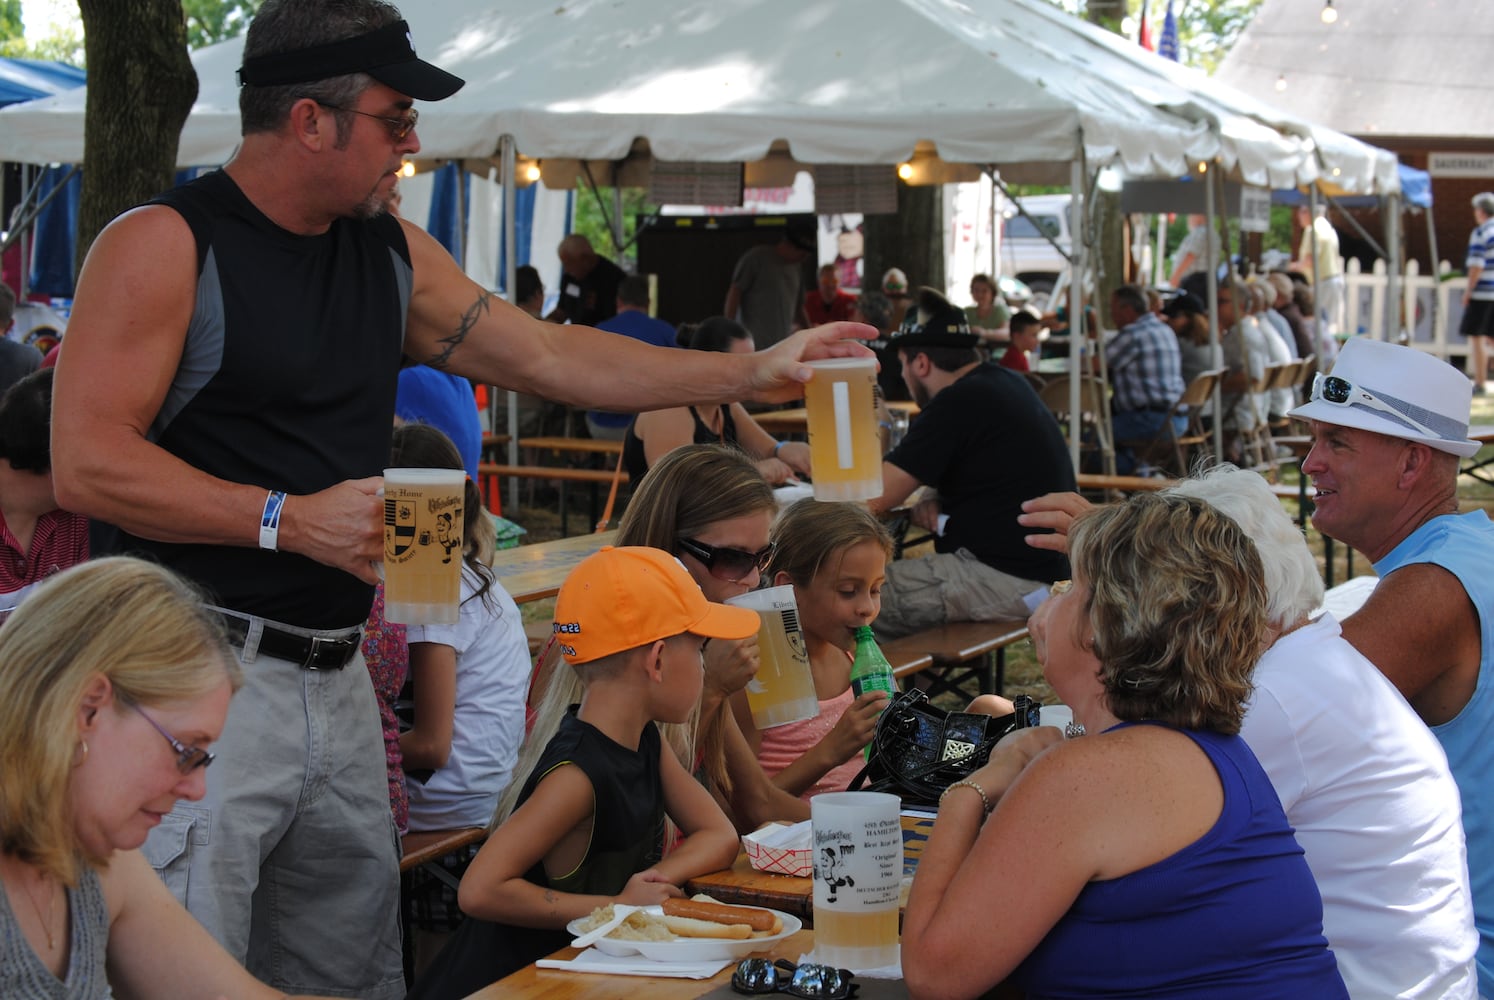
[1343,257,1472,366]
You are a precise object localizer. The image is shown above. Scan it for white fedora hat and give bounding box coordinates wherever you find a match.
[1288,338,1479,457]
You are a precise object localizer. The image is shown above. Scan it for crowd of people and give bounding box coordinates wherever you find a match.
[1,2,1493,999]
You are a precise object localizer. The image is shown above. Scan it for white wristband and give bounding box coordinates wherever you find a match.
[259,490,286,551]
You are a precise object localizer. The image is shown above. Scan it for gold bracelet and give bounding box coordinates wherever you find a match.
[939,779,993,816]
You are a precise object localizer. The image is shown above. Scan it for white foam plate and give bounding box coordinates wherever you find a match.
[1040,704,1073,731]
[565,906,802,962]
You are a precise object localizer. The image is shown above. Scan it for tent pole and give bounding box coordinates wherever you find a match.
[1309,184,1323,340]
[501,135,520,514]
[1204,166,1223,464]
[1385,191,1402,342]
[1067,159,1084,472]
[1427,201,1440,344]
[611,186,625,258]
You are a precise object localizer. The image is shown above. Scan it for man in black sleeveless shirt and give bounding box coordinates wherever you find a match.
[50,3,872,995]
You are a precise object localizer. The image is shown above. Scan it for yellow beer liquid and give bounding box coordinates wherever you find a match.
[805,360,884,501]
[383,471,465,624]
[745,608,819,730]
[812,906,901,969]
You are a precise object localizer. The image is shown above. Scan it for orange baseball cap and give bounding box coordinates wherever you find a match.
[553,546,760,664]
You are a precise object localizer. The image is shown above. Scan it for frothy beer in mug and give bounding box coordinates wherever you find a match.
[383,467,466,624]
[804,358,883,502]
[727,585,819,730]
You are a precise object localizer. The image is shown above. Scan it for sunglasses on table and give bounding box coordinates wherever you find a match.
[1309,372,1443,440]
[677,537,775,582]
[130,702,216,773]
[732,958,859,998]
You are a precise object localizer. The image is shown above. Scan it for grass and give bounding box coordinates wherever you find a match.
[503,390,1494,713]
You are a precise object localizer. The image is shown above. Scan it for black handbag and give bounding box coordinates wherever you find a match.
[847,689,1040,808]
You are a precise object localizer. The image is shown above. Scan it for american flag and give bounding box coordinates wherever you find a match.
[1158,0,1180,61]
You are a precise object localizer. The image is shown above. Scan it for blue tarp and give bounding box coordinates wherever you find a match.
[1271,162,1432,209]
[0,57,85,108]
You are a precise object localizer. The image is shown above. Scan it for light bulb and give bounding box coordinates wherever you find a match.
[524,163,541,183]
[1321,1,1338,24]
[399,161,415,178]
[1275,74,1287,92]
[897,162,914,181]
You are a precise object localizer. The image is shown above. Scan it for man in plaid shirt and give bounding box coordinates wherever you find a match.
[1104,284,1185,474]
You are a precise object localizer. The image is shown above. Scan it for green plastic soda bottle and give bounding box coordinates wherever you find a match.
[850,625,897,759]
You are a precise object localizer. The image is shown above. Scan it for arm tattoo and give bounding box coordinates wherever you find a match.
[428,290,491,369]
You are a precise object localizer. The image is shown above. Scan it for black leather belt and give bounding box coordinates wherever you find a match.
[218,614,362,671]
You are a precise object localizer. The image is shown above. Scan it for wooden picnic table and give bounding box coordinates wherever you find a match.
[684,814,935,926]
[490,530,618,604]
[1461,423,1494,485]
[462,929,817,999]
[753,400,919,438]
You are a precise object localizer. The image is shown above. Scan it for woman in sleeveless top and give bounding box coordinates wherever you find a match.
[902,494,1347,1000]
[0,558,328,999]
[622,317,811,485]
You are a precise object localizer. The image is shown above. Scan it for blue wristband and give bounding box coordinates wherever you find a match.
[259,490,286,551]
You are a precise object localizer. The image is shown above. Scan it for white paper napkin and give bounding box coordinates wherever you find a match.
[536,949,731,979]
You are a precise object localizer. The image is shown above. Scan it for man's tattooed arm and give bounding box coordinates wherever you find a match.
[427,290,492,369]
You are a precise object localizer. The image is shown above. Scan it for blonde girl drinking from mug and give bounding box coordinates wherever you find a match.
[732,500,893,800]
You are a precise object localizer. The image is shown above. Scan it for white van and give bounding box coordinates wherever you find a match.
[1000,194,1072,309]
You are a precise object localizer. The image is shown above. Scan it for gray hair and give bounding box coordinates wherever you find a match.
[1474,192,1494,218]
[239,0,402,139]
[1164,465,1323,629]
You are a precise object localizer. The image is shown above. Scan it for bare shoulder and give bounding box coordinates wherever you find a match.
[1342,563,1480,715]
[95,849,163,925]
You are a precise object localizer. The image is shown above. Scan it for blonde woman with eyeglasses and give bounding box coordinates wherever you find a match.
[0,557,330,999]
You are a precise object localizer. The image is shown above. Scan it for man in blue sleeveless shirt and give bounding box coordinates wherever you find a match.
[1290,338,1494,997]
[49,3,871,996]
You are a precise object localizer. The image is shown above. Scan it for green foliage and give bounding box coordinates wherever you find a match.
[1043,0,1263,73]
[181,0,260,48]
[569,186,658,270]
[0,0,21,41]
[0,0,83,64]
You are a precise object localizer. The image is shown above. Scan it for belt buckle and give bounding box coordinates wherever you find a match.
[305,633,354,671]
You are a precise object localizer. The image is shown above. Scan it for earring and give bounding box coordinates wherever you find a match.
[75,739,89,766]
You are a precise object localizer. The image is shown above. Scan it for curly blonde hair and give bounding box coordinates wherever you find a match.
[1068,493,1267,734]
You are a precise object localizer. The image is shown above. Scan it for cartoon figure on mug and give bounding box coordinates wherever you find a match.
[435,511,459,564]
[817,845,856,903]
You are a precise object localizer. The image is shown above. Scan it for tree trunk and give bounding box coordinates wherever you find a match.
[1087,1,1127,326]
[862,181,944,301]
[75,0,196,278]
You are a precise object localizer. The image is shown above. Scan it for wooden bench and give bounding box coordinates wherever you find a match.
[477,462,629,535]
[400,826,487,881]
[882,619,1031,702]
[1075,472,1177,495]
[399,827,487,983]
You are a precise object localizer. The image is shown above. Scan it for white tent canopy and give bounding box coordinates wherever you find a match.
[0,0,1397,194]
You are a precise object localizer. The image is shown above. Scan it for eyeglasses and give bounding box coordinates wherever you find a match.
[129,703,216,774]
[677,538,775,582]
[1310,372,1442,440]
[732,958,859,998]
[317,101,419,141]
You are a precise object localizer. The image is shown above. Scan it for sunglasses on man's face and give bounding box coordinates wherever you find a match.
[1310,372,1442,440]
[677,537,775,582]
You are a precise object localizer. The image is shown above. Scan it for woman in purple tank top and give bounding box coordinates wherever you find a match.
[902,493,1347,1000]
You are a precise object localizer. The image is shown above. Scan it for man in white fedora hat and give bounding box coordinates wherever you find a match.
[1290,336,1494,995]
